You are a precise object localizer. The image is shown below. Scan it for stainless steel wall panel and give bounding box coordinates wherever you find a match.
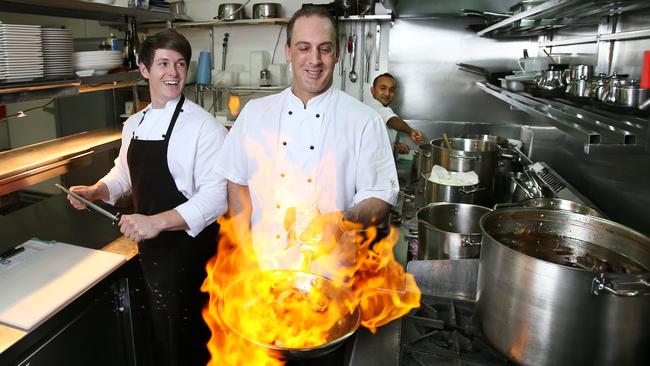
[388,18,540,123]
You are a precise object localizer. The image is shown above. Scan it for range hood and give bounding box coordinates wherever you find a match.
[379,0,513,18]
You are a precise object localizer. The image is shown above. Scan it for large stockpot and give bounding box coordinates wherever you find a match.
[494,197,604,217]
[431,138,499,205]
[423,174,483,204]
[476,208,650,366]
[414,142,433,178]
[416,203,492,260]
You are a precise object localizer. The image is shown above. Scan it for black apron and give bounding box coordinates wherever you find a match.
[127,95,218,366]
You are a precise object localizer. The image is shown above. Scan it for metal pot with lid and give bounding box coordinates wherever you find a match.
[477,208,650,366]
[252,3,281,19]
[431,137,499,205]
[217,3,247,21]
[416,203,491,260]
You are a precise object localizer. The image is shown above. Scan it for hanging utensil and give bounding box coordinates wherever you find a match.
[340,31,346,76]
[364,31,373,83]
[221,32,229,71]
[349,34,358,83]
[374,23,381,71]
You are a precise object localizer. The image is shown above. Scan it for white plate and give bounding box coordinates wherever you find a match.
[75,69,95,77]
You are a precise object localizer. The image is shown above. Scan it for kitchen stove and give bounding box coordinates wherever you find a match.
[399,295,510,366]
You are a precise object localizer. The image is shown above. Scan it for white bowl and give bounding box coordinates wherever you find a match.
[75,69,95,77]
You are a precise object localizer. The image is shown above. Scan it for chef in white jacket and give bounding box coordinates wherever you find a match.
[64,30,227,366]
[215,5,398,270]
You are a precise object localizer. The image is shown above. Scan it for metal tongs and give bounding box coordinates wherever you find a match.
[55,184,121,225]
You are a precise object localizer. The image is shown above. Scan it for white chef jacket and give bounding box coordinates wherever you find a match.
[100,96,228,237]
[215,85,398,269]
[366,97,398,147]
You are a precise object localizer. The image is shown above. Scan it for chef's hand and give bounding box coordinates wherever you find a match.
[118,214,162,243]
[300,213,365,261]
[396,142,410,154]
[67,183,109,210]
[409,129,424,144]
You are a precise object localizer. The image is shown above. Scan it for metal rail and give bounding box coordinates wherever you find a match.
[477,0,650,38]
[475,81,648,154]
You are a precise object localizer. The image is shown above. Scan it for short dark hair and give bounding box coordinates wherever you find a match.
[373,73,396,87]
[286,5,339,49]
[139,29,192,69]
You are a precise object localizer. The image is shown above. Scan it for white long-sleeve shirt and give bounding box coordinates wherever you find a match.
[215,85,398,268]
[101,96,228,237]
[366,97,398,147]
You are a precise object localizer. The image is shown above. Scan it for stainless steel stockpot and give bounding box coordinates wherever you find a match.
[476,208,650,366]
[431,137,499,205]
[416,203,492,260]
[252,3,281,19]
[423,174,483,204]
[414,142,433,179]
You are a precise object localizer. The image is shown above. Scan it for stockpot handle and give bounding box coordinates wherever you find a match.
[460,238,482,247]
[460,186,485,195]
[493,202,520,210]
[591,272,650,297]
[449,154,480,161]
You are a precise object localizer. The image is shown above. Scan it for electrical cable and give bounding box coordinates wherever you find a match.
[0,98,56,123]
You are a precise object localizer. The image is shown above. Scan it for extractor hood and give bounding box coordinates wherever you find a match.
[379,0,513,18]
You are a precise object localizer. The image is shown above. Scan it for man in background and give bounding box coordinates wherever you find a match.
[368,73,425,154]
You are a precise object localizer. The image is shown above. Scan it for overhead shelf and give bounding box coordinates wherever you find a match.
[0,0,175,22]
[476,0,650,38]
[0,128,122,196]
[540,27,650,46]
[0,79,79,104]
[475,81,648,154]
[0,71,141,103]
[142,17,290,29]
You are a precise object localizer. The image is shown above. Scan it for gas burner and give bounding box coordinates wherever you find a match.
[399,296,511,366]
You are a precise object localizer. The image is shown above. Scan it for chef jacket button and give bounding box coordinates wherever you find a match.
[280,173,285,178]
[316,114,320,118]
[282,141,287,146]
[276,203,281,209]
[309,145,314,150]
[307,178,313,183]
[288,111,293,115]
[276,234,281,239]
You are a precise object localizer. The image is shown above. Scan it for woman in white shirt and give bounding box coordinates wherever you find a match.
[64,30,227,366]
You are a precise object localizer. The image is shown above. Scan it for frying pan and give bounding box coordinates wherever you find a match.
[219,269,361,359]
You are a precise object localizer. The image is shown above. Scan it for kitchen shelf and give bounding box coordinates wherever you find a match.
[141,14,394,29]
[141,17,290,29]
[0,71,141,103]
[0,128,122,196]
[476,0,650,38]
[475,81,648,154]
[0,0,175,22]
[540,27,650,46]
[337,14,393,22]
[79,70,142,93]
[0,79,80,104]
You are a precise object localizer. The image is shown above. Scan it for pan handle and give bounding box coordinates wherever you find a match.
[460,238,482,247]
[591,272,650,297]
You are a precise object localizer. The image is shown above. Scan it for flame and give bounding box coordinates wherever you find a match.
[228,95,241,118]
[201,134,421,365]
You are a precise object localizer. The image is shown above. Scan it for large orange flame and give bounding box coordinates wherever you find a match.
[201,135,421,365]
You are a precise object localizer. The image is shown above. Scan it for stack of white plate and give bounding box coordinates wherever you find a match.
[42,28,74,77]
[0,23,44,82]
[73,50,122,76]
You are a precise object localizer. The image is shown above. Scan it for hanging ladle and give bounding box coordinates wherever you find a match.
[349,34,358,83]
